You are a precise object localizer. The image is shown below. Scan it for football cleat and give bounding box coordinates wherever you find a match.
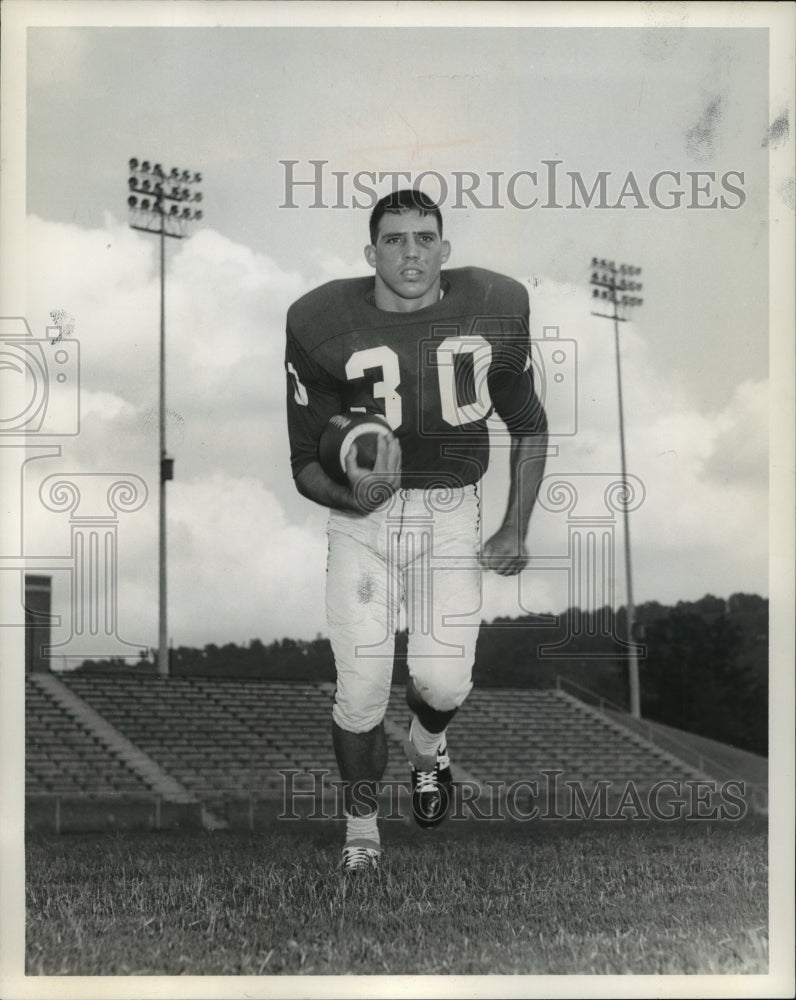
[342,838,381,872]
[405,738,453,828]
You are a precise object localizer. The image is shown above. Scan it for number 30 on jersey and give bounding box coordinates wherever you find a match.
[346,337,493,429]
[289,335,494,430]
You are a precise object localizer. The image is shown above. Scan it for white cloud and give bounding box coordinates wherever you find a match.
[167,474,328,645]
[705,379,769,484]
[79,388,137,422]
[312,253,371,283]
[21,218,769,654]
[479,279,769,610]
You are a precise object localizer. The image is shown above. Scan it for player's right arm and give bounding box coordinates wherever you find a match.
[285,323,400,514]
[294,460,362,512]
[295,434,401,514]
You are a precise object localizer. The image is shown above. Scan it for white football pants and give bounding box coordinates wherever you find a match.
[327,484,482,734]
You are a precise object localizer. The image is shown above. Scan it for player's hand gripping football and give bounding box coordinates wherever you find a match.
[345,431,402,513]
[480,525,529,576]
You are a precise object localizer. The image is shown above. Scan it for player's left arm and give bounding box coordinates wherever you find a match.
[481,303,549,576]
[480,400,548,575]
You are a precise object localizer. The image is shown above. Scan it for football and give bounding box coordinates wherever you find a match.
[318,412,392,485]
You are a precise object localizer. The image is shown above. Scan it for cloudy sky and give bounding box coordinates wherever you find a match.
[4,3,793,659]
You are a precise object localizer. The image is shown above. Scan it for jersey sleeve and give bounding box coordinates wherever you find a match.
[487,292,546,434]
[285,323,343,478]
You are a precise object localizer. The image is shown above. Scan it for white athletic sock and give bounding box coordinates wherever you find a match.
[410,716,446,758]
[345,810,379,847]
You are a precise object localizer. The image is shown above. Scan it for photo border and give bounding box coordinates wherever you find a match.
[1,2,793,998]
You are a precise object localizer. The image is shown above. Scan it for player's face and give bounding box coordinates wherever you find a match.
[364,210,451,312]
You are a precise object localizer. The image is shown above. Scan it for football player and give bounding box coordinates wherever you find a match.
[285,189,548,870]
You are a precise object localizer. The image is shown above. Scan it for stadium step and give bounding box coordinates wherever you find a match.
[553,690,707,780]
[29,674,762,827]
[29,673,228,830]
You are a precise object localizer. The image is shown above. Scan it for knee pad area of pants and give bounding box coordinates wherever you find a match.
[332,677,390,734]
[408,662,473,713]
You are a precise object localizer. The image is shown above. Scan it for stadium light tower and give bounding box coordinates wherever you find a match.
[589,258,644,718]
[127,159,203,677]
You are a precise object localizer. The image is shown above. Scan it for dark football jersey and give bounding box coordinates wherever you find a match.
[285,266,539,489]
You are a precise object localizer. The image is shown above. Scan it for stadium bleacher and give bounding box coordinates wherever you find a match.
[25,673,151,796]
[25,671,760,831]
[59,674,341,803]
[385,686,698,789]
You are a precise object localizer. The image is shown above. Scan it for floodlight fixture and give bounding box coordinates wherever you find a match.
[125,156,204,677]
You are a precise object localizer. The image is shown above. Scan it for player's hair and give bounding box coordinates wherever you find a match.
[369,189,443,245]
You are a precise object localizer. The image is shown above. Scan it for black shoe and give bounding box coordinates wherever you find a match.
[405,738,453,828]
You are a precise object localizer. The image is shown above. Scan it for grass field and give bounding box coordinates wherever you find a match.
[25,815,767,976]
[26,820,768,975]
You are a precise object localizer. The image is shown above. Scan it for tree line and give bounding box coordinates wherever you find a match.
[77,592,767,756]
